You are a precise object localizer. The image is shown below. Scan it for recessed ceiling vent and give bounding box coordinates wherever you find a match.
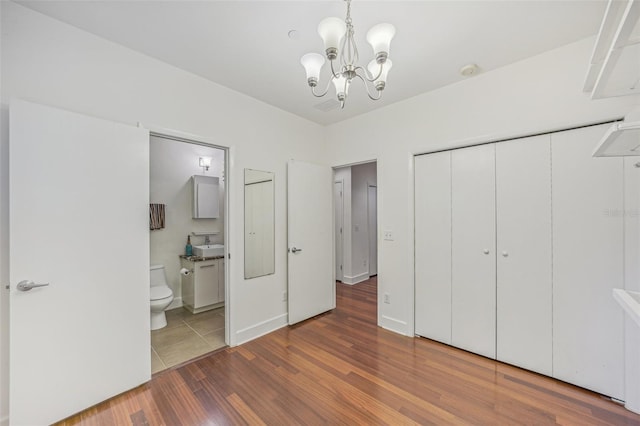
[314,99,341,112]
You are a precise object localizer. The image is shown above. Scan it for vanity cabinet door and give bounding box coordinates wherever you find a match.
[218,259,225,303]
[195,261,219,308]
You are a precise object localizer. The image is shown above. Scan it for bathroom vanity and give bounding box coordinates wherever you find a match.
[180,255,225,314]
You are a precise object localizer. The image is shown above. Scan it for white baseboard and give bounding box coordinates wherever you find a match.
[342,272,369,285]
[167,296,183,310]
[235,313,288,346]
[380,315,410,336]
[0,414,8,426]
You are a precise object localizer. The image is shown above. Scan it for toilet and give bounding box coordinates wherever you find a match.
[150,265,174,330]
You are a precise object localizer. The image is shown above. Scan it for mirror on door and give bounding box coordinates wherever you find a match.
[244,168,275,279]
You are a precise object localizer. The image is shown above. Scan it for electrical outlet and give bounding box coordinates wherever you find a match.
[384,293,390,304]
[383,230,394,241]
[282,291,287,302]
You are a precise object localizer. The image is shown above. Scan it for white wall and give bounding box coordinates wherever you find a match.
[0,3,325,422]
[149,135,225,305]
[325,36,640,335]
[350,162,376,283]
[333,167,351,281]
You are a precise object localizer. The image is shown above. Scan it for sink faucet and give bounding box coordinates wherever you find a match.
[204,235,211,245]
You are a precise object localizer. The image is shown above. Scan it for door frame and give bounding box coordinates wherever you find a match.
[144,124,232,347]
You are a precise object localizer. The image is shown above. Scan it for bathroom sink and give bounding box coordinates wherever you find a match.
[193,244,224,257]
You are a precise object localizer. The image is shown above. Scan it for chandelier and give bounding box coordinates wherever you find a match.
[300,0,396,108]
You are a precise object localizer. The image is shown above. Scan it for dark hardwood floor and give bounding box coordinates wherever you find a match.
[58,277,640,425]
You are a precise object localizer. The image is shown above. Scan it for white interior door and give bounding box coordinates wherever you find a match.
[451,144,496,359]
[334,181,344,282]
[288,160,334,325]
[415,152,452,344]
[496,135,552,375]
[367,185,377,276]
[9,99,150,425]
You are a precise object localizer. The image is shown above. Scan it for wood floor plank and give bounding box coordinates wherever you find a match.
[56,277,640,425]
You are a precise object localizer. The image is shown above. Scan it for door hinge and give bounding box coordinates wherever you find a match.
[228,253,231,259]
[340,265,342,270]
[340,227,342,234]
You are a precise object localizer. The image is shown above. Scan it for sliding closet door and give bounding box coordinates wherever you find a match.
[415,152,452,344]
[496,135,552,375]
[552,123,624,399]
[451,144,496,359]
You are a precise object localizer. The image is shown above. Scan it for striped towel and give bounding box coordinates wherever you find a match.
[150,204,165,230]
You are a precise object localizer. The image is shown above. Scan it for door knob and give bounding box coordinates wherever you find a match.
[502,251,509,257]
[290,247,302,253]
[483,249,490,255]
[17,280,50,292]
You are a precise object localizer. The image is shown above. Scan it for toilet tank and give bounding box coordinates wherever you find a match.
[150,265,168,287]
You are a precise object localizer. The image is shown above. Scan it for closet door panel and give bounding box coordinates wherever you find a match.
[552,123,624,399]
[415,152,452,344]
[496,135,552,375]
[451,144,496,359]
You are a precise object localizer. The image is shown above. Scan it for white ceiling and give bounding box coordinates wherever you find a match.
[16,0,606,125]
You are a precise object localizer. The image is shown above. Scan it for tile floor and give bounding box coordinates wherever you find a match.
[151,306,226,374]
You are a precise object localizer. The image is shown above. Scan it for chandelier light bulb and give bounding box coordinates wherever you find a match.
[318,17,347,59]
[300,53,326,86]
[332,74,349,100]
[367,59,393,90]
[366,23,396,62]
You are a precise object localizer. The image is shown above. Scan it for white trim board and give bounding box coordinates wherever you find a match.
[341,273,369,285]
[380,315,410,336]
[234,314,288,346]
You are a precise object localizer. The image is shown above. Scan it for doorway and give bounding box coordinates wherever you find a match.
[149,133,229,373]
[333,161,378,285]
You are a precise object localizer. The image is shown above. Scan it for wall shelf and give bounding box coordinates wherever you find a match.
[584,0,640,99]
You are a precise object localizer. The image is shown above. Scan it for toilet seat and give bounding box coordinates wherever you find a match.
[150,285,172,301]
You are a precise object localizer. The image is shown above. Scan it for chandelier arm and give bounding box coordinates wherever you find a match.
[329,59,343,79]
[356,63,383,82]
[355,73,382,101]
[311,77,334,97]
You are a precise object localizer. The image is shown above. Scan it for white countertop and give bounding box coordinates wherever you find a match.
[613,288,640,328]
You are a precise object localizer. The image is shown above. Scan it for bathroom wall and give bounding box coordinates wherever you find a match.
[149,135,225,306]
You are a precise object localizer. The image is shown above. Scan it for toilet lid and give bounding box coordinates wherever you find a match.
[150,285,172,301]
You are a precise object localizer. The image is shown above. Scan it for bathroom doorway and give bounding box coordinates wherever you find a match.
[149,133,229,374]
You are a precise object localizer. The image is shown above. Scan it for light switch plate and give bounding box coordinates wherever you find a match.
[383,230,394,241]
